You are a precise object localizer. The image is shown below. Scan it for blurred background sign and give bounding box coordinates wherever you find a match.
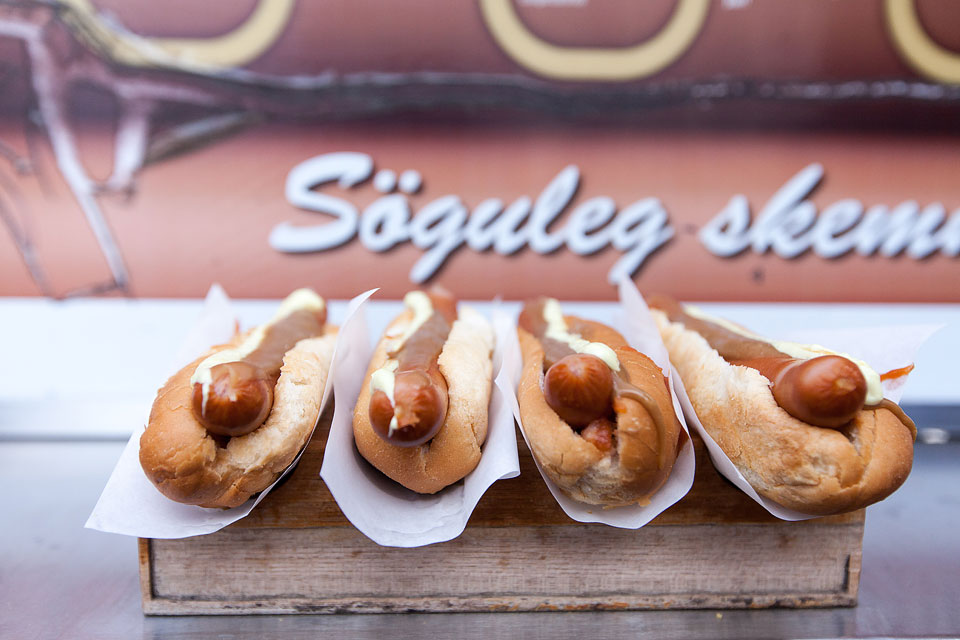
[0,0,957,434]
[0,0,958,301]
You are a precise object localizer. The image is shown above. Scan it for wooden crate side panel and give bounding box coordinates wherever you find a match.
[148,523,861,609]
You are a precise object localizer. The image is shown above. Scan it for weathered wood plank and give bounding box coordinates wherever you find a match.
[145,521,861,613]
[142,591,859,615]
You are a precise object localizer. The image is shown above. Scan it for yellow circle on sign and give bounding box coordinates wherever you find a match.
[885,0,960,85]
[479,0,709,82]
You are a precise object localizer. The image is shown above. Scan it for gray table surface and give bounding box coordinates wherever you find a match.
[1,440,957,640]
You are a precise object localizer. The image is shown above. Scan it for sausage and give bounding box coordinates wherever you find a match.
[191,297,327,437]
[647,294,869,429]
[543,353,614,428]
[192,361,275,437]
[521,298,615,428]
[733,355,867,428]
[368,288,458,447]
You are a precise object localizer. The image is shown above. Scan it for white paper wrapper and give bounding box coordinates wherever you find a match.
[498,278,695,528]
[320,295,520,548]
[85,285,359,539]
[662,308,942,521]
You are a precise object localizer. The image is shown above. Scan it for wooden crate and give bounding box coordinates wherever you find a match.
[139,415,864,614]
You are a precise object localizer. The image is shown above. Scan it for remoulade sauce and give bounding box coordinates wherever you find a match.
[390,308,453,369]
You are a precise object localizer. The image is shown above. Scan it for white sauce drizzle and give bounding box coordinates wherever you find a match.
[541,298,620,372]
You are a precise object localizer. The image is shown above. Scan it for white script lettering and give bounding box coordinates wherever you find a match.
[271,154,673,283]
[700,163,960,260]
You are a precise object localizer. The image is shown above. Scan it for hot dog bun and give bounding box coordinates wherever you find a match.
[653,310,915,515]
[140,328,336,509]
[518,317,683,506]
[353,305,494,493]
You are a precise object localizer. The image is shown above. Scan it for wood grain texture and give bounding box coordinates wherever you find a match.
[142,592,860,616]
[141,409,865,614]
[144,522,862,614]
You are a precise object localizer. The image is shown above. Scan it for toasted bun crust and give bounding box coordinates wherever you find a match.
[139,329,337,509]
[518,317,683,506]
[353,306,494,494]
[652,310,915,515]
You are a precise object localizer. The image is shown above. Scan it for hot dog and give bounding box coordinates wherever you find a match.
[353,288,495,493]
[649,294,916,515]
[139,289,336,508]
[517,297,684,506]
